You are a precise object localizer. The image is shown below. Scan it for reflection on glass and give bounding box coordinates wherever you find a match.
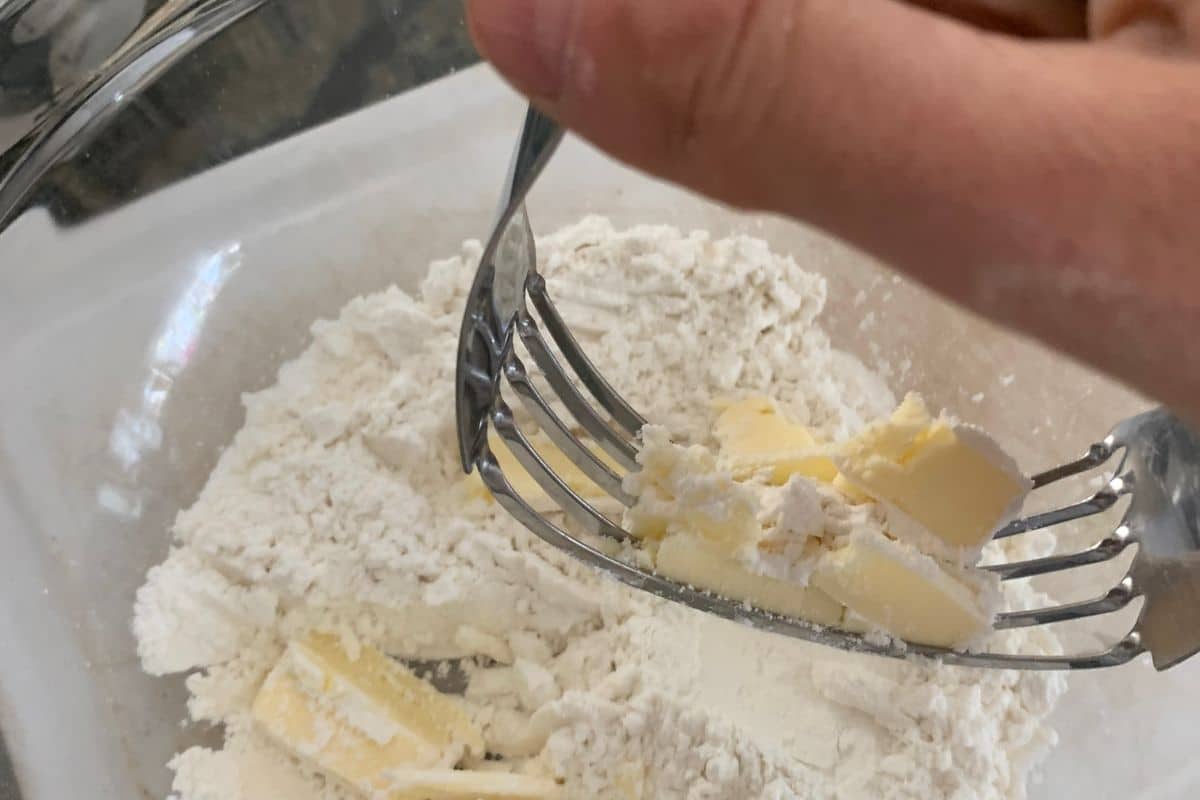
[105,241,242,491]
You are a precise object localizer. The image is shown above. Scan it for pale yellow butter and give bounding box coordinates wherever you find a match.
[252,634,484,796]
[831,473,871,504]
[385,768,561,799]
[626,395,1018,649]
[811,532,998,648]
[656,533,845,627]
[468,432,623,513]
[714,397,839,484]
[837,393,1030,559]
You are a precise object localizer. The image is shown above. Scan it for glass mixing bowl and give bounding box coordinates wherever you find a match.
[1,3,1198,799]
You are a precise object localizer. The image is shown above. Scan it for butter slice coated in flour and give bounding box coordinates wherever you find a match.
[656,532,845,626]
[811,530,1001,649]
[253,635,561,799]
[627,393,1017,648]
[837,393,1032,562]
[252,634,481,771]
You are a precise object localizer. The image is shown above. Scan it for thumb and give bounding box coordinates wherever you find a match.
[467,0,1200,422]
[465,0,1062,289]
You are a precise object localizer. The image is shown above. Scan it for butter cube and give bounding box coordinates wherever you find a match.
[385,768,561,799]
[714,396,839,484]
[831,473,871,504]
[837,394,1030,560]
[655,533,845,627]
[468,432,623,513]
[252,634,484,797]
[811,532,998,648]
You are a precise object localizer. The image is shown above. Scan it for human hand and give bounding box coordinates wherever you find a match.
[465,0,1200,423]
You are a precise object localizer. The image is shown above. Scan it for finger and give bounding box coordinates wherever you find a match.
[467,0,1200,421]
[466,0,1058,279]
[909,0,1087,36]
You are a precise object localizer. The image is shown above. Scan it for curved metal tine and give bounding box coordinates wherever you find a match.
[475,454,920,658]
[503,353,634,505]
[993,577,1137,629]
[985,524,1135,580]
[479,444,1146,671]
[1029,438,1119,490]
[932,634,1145,670]
[994,472,1133,540]
[490,401,632,542]
[478,458,1149,671]
[526,273,648,438]
[516,311,640,470]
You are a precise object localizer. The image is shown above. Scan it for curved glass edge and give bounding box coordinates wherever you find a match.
[0,0,273,233]
[0,2,188,123]
[0,1,35,24]
[0,0,479,230]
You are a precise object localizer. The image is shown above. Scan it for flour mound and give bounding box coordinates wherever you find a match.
[134,217,1066,800]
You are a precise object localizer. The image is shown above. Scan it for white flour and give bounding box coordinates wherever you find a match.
[134,216,1067,799]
